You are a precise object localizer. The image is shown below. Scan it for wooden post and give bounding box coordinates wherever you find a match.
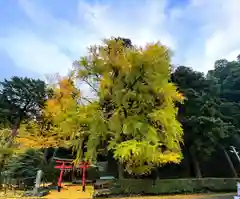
[55,160,73,192]
[82,166,86,192]
[80,162,89,192]
[54,159,91,193]
[58,162,65,192]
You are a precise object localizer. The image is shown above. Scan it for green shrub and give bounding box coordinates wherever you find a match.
[3,149,43,179]
[87,167,100,180]
[41,162,59,182]
[96,178,240,196]
[3,149,58,184]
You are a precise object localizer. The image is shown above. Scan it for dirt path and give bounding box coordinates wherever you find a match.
[43,184,94,199]
[0,187,235,199]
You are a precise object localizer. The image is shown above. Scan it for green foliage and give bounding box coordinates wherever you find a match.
[73,39,184,174]
[0,77,49,183]
[0,129,17,156]
[96,178,240,196]
[3,149,58,182]
[172,66,236,159]
[0,76,47,126]
[208,59,240,101]
[3,149,43,179]
[207,59,240,126]
[4,39,240,180]
[206,58,240,151]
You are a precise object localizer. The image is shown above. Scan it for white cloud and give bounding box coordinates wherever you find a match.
[76,0,240,73]
[77,0,175,48]
[0,0,176,79]
[204,0,240,65]
[1,0,240,82]
[173,0,240,72]
[0,31,72,76]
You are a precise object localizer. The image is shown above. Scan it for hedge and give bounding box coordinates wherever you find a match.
[95,178,240,197]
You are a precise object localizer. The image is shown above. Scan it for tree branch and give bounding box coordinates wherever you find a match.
[82,78,98,94]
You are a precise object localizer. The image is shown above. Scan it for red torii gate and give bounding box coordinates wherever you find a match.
[55,159,90,192]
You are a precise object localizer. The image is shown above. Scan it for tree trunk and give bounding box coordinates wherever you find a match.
[118,162,124,179]
[223,147,238,177]
[0,156,6,188]
[152,167,159,185]
[154,167,159,180]
[190,148,202,178]
[7,117,21,147]
[11,123,19,138]
[50,148,58,163]
[43,148,49,164]
[156,168,160,179]
[0,118,21,187]
[71,167,76,183]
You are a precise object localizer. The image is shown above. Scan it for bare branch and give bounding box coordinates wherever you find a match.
[82,78,98,94]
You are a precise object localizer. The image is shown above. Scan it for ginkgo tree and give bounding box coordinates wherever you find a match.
[73,38,184,174]
[17,118,68,151]
[17,78,79,158]
[43,77,107,163]
[27,38,184,175]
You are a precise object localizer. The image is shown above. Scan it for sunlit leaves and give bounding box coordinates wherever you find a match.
[73,38,184,174]
[113,140,182,174]
[17,119,68,150]
[0,129,19,156]
[26,38,184,175]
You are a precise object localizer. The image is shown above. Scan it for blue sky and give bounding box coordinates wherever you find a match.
[0,0,240,81]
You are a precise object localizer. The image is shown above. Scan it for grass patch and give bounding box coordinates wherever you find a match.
[104,178,240,196]
[99,193,235,199]
[0,190,24,198]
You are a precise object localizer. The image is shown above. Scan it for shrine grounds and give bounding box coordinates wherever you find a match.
[0,178,239,199]
[1,175,240,198]
[0,190,236,199]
